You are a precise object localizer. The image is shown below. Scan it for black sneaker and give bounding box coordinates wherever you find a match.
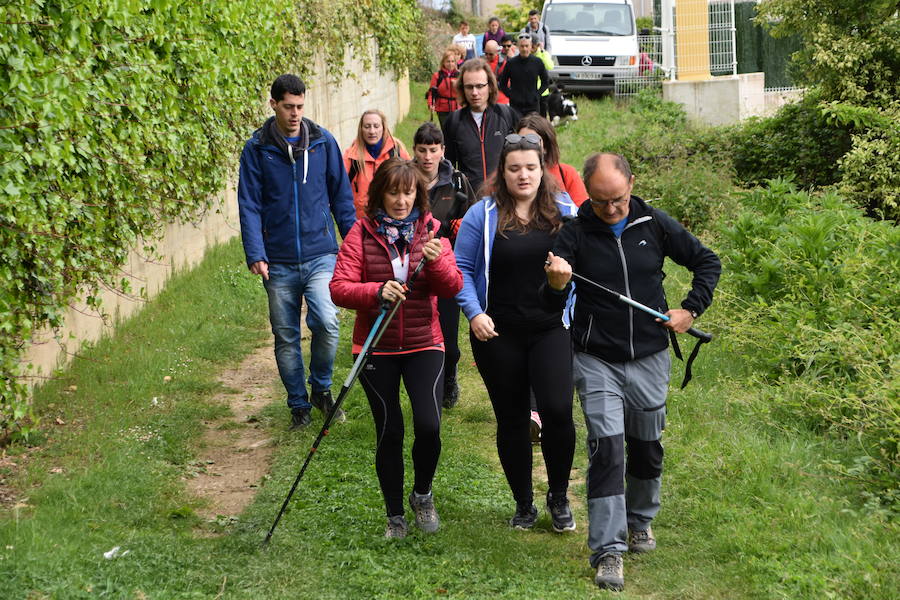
[290,408,311,430]
[442,375,459,409]
[509,502,539,529]
[546,492,576,532]
[310,389,345,423]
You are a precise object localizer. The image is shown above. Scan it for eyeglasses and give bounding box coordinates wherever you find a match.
[463,82,489,91]
[504,133,542,147]
[589,196,629,208]
[517,33,532,41]
[501,44,512,48]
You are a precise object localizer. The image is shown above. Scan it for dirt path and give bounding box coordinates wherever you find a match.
[185,343,278,520]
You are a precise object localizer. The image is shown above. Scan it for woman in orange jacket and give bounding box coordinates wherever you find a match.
[343,109,410,218]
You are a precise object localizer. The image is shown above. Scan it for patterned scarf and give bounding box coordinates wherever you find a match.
[374,208,420,248]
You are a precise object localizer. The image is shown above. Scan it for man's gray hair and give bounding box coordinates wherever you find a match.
[583,152,633,187]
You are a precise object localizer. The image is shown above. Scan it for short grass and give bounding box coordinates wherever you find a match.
[2,86,898,599]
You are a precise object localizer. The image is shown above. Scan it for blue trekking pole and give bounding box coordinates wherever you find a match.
[263,223,435,547]
[569,271,712,388]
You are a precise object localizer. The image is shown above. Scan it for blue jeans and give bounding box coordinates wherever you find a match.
[263,254,339,411]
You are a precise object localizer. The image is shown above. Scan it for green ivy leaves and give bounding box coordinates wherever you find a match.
[0,0,423,441]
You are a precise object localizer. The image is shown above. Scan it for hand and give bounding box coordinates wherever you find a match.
[422,231,443,262]
[657,308,694,333]
[544,252,572,290]
[380,279,408,303]
[470,313,498,341]
[249,261,269,281]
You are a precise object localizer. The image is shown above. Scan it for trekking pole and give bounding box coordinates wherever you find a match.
[568,271,712,389]
[263,223,435,547]
[569,272,712,342]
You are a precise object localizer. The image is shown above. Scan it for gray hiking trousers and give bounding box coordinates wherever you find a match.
[573,349,670,566]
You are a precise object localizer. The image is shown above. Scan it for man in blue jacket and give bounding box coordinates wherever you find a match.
[238,74,356,430]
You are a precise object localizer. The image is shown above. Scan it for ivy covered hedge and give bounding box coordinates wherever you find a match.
[0,0,424,441]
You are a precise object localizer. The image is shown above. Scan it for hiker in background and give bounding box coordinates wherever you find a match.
[237,74,355,431]
[516,113,588,205]
[427,50,461,128]
[542,153,721,591]
[483,40,509,105]
[343,109,410,219]
[482,16,506,51]
[533,41,554,118]
[452,20,477,61]
[441,58,519,196]
[412,122,477,409]
[521,9,551,52]
[454,134,578,535]
[497,33,549,117]
[330,158,463,539]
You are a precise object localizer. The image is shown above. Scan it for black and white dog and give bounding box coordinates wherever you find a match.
[547,84,578,126]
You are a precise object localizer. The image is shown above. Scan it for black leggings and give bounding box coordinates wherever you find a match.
[437,297,461,381]
[358,350,445,517]
[470,324,575,505]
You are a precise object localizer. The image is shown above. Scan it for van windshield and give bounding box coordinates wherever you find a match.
[545,3,634,36]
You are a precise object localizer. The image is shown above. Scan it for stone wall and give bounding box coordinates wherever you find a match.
[23,57,410,385]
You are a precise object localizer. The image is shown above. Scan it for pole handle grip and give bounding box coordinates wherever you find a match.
[686,327,712,343]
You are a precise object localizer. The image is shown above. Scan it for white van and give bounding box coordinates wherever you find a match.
[541,0,639,92]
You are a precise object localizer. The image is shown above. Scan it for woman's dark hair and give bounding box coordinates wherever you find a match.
[485,140,562,234]
[413,122,444,146]
[516,113,560,166]
[365,158,430,218]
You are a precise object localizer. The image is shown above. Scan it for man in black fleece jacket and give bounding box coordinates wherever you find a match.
[497,33,549,116]
[542,153,721,592]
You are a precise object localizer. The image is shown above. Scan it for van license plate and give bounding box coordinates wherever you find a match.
[571,72,607,80]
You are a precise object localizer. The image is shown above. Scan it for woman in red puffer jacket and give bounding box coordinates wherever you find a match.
[330,158,462,540]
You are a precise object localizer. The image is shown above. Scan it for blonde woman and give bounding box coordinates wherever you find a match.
[343,109,410,218]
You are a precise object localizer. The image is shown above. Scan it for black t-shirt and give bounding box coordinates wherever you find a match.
[488,227,562,329]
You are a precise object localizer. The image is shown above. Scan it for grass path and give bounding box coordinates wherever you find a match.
[1,85,897,599]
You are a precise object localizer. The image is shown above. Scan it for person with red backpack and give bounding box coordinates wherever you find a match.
[427,50,461,128]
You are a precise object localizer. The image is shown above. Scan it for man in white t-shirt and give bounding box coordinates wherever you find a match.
[452,21,477,61]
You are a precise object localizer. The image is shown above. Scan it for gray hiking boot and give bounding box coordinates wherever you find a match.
[310,389,345,423]
[408,491,440,533]
[594,553,624,591]
[628,526,656,553]
[384,515,408,539]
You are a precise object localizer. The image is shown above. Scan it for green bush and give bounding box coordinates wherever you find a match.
[832,103,900,221]
[717,179,899,500]
[608,91,735,232]
[730,93,853,188]
[0,0,423,442]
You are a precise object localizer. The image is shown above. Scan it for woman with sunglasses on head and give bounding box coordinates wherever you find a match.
[453,134,578,532]
[343,109,411,219]
[330,158,463,539]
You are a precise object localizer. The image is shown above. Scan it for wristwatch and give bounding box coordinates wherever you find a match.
[689,310,699,319]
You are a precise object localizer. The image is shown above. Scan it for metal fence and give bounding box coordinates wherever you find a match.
[615,0,737,97]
